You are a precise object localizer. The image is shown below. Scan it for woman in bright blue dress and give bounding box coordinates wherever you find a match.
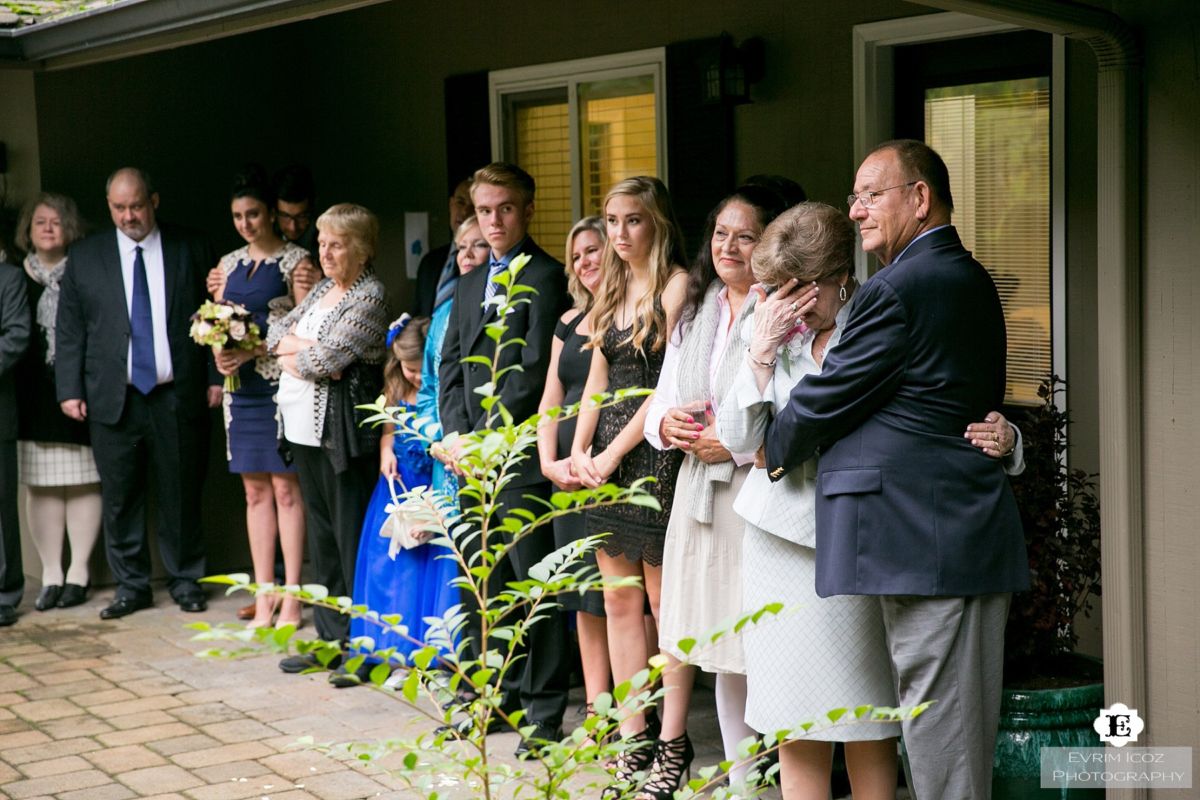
[420,217,489,493]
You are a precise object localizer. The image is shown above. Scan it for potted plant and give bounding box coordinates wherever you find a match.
[993,375,1103,799]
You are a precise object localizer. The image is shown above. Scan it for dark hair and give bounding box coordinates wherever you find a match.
[272,164,315,207]
[742,174,808,207]
[680,184,791,329]
[231,163,273,207]
[471,162,536,206]
[870,139,955,212]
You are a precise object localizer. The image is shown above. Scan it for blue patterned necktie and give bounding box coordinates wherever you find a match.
[129,244,158,394]
[483,258,505,305]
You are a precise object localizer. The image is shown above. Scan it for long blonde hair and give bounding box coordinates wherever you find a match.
[587,176,686,354]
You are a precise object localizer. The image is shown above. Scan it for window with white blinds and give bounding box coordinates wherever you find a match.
[490,51,666,260]
[579,77,657,218]
[513,99,572,259]
[925,76,1051,406]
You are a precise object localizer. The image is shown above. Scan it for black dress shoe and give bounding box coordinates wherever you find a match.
[441,689,481,711]
[35,585,62,611]
[515,721,563,758]
[99,596,152,620]
[436,708,520,738]
[0,605,16,626]
[329,661,379,689]
[176,593,207,613]
[56,583,87,608]
[279,652,343,674]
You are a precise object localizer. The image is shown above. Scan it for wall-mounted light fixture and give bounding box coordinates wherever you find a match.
[703,34,765,106]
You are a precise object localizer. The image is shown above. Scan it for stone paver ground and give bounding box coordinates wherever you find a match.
[0,588,757,799]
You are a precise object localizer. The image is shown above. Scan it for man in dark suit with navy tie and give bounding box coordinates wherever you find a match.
[763,140,1028,799]
[56,168,214,620]
[439,161,570,754]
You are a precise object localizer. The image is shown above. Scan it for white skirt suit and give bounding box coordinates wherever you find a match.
[716,306,899,740]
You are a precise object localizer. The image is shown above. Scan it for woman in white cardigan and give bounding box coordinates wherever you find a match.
[718,202,1023,800]
[642,185,789,798]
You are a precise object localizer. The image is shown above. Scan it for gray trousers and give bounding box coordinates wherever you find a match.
[880,593,1011,800]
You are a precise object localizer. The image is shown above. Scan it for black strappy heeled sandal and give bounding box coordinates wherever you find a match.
[637,732,694,800]
[602,726,657,799]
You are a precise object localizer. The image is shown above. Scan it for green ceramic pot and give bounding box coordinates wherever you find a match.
[993,658,1104,799]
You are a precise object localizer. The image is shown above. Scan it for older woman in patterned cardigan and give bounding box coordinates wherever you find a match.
[268,203,388,675]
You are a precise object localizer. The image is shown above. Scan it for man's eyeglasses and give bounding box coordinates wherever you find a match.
[846,181,917,209]
[277,209,312,224]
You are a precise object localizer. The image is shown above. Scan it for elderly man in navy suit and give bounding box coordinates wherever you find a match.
[762,140,1028,799]
[56,168,214,620]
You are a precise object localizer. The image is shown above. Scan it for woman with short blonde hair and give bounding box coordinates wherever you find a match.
[719,201,1021,800]
[316,203,379,266]
[269,203,389,679]
[537,215,610,718]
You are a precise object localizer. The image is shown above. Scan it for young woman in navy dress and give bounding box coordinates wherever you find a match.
[211,166,317,628]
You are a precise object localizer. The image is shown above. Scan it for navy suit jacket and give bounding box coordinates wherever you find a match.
[439,238,568,489]
[55,223,214,425]
[764,226,1028,597]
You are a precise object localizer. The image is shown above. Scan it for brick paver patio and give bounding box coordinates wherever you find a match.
[0,589,744,799]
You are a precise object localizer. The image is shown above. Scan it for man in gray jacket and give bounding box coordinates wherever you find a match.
[0,242,31,626]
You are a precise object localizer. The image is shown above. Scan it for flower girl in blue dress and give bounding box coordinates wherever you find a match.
[344,315,460,682]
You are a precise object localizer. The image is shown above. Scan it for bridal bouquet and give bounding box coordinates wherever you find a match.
[190,299,262,392]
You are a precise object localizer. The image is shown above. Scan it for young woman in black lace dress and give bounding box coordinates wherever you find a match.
[571,177,688,787]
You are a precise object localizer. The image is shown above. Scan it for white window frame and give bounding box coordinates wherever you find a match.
[488,48,668,222]
[852,12,1067,394]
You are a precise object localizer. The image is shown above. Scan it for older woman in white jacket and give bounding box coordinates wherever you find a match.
[717,202,1022,800]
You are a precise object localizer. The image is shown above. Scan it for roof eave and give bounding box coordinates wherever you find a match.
[0,0,388,69]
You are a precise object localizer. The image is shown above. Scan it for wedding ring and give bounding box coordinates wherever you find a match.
[789,302,798,312]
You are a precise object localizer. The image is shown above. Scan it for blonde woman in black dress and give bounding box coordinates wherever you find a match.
[571,177,688,788]
[537,216,609,715]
